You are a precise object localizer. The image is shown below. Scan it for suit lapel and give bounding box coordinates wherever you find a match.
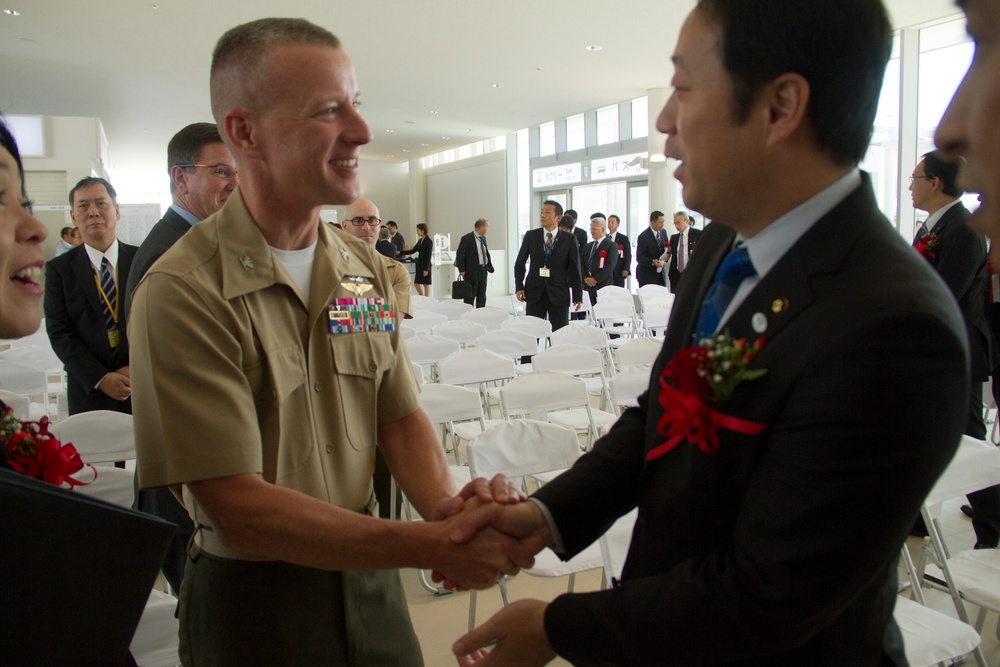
[663,228,735,355]
[72,247,105,319]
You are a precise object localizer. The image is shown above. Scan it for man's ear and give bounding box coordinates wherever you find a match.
[223,110,261,159]
[170,165,188,195]
[763,72,810,147]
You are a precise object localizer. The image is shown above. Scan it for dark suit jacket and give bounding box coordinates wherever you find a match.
[123,207,192,327]
[536,175,968,666]
[917,203,990,381]
[375,239,397,260]
[635,227,667,287]
[572,227,588,270]
[390,231,406,256]
[610,231,632,286]
[399,235,432,273]
[514,227,582,307]
[454,231,494,279]
[45,241,138,414]
[668,227,703,292]
[581,236,617,304]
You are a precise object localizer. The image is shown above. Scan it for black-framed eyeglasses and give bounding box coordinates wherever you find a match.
[176,163,238,180]
[348,216,382,227]
[908,175,934,184]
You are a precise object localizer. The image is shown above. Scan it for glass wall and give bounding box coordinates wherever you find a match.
[566,114,585,152]
[596,105,619,146]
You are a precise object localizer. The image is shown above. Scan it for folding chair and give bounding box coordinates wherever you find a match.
[916,435,1000,667]
[591,299,642,344]
[465,420,599,630]
[598,508,639,588]
[409,294,438,312]
[475,329,541,379]
[431,319,488,348]
[462,307,511,330]
[614,336,662,371]
[897,543,983,667]
[532,343,616,419]
[637,283,673,309]
[549,323,614,376]
[437,348,516,419]
[608,364,652,416]
[410,361,425,386]
[499,370,614,450]
[403,334,460,382]
[0,361,53,418]
[596,285,634,305]
[418,383,489,465]
[641,301,672,338]
[501,315,553,371]
[48,410,136,463]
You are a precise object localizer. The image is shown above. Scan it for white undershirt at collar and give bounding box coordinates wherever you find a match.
[270,239,318,301]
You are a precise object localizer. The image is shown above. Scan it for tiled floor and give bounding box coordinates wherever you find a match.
[403,498,999,667]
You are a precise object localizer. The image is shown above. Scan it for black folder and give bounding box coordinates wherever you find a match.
[0,467,176,667]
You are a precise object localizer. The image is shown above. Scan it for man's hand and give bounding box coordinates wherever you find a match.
[573,301,582,312]
[583,277,597,287]
[652,259,663,268]
[98,371,131,401]
[453,599,555,667]
[621,269,630,277]
[433,474,527,522]
[460,271,466,278]
[516,290,526,303]
[429,498,536,590]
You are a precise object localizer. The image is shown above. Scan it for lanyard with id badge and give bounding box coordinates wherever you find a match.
[93,265,120,348]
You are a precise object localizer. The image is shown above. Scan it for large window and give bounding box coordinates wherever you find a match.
[631,97,649,140]
[539,121,556,157]
[596,105,619,146]
[566,114,585,152]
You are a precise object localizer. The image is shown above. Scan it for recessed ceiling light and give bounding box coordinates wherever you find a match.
[429,110,439,114]
[585,45,602,51]
[441,137,451,140]
[402,149,411,153]
[385,129,395,133]
[3,8,21,15]
[420,143,430,147]
[491,83,503,89]
[404,120,415,125]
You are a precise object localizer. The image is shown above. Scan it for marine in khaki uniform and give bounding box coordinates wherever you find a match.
[130,18,529,666]
[339,196,412,322]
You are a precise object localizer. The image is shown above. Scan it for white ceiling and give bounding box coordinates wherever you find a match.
[0,0,961,174]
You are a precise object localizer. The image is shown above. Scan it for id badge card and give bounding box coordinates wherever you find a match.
[107,328,120,349]
[539,267,551,278]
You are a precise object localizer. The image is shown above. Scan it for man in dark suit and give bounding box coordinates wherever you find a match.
[911,150,1000,548]
[45,177,137,415]
[514,200,582,331]
[561,210,588,319]
[123,123,237,326]
[386,220,405,255]
[454,217,494,308]
[668,210,703,292]
[122,123,237,595]
[607,213,631,288]
[635,210,669,287]
[581,214,616,306]
[451,1,968,664]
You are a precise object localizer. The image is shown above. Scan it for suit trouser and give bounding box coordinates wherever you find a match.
[462,266,488,308]
[527,295,569,332]
[179,548,422,666]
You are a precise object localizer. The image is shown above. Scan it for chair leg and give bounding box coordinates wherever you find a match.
[498,578,511,606]
[468,590,477,632]
[567,572,577,593]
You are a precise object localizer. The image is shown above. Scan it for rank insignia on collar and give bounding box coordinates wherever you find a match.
[339,246,349,260]
[341,275,373,296]
[239,253,254,271]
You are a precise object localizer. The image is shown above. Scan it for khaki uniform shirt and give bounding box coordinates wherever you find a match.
[382,255,413,320]
[131,189,419,526]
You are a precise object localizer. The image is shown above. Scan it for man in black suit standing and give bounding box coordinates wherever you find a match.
[45,177,137,415]
[668,210,703,292]
[386,220,405,256]
[452,1,968,664]
[911,150,1000,549]
[514,200,582,331]
[581,214,616,306]
[121,123,237,595]
[123,123,237,326]
[454,217,494,308]
[607,213,631,288]
[635,210,669,287]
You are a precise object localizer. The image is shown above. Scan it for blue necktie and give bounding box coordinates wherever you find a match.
[693,243,756,341]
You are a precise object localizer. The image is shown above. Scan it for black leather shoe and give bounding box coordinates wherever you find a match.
[961,504,976,519]
[974,542,996,550]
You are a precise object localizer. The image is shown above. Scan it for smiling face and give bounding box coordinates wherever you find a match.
[936,0,1000,261]
[657,8,767,225]
[246,44,372,210]
[0,147,47,338]
[71,182,119,252]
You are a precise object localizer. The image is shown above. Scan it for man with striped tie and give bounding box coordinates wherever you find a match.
[45,177,137,415]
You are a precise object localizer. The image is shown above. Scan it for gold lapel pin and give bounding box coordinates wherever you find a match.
[239,253,254,271]
[771,297,789,314]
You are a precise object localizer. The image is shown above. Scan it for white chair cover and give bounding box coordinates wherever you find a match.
[615,337,662,369]
[462,307,511,330]
[403,334,460,367]
[608,364,652,414]
[475,329,540,361]
[129,588,181,667]
[893,596,981,667]
[431,319,488,346]
[49,410,135,463]
[402,310,448,334]
[428,300,475,320]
